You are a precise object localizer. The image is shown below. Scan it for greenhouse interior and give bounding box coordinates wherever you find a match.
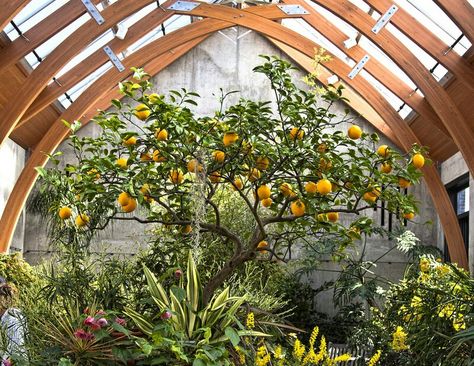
[0,0,473,365]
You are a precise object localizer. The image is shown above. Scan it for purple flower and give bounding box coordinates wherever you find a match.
[84,316,95,326]
[115,317,127,326]
[160,311,172,320]
[74,329,95,340]
[96,318,108,327]
[2,360,12,366]
[174,269,183,279]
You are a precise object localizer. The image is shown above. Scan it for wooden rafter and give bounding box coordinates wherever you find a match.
[434,0,474,43]
[0,11,466,267]
[284,0,450,139]
[0,0,163,148]
[0,0,30,31]
[17,5,299,127]
[364,0,474,90]
[0,0,103,76]
[311,0,474,179]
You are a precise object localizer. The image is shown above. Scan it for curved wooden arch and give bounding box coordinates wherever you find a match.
[284,0,450,139]
[0,0,30,31]
[0,0,161,148]
[0,12,466,267]
[364,0,474,90]
[17,5,297,127]
[311,0,474,178]
[434,0,474,43]
[0,0,103,76]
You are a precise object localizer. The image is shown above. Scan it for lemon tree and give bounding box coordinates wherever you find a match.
[39,58,427,302]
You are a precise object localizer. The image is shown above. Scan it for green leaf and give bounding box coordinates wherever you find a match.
[224,326,240,346]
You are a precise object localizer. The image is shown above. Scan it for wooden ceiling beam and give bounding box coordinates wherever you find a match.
[0,0,103,76]
[0,0,166,148]
[0,0,30,31]
[434,0,474,43]
[284,0,450,139]
[0,10,466,267]
[17,5,296,127]
[311,0,474,182]
[364,0,474,90]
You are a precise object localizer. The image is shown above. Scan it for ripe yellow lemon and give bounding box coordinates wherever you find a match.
[134,104,151,121]
[169,169,184,184]
[412,153,425,169]
[280,183,295,197]
[327,212,339,222]
[155,128,168,141]
[261,198,273,207]
[233,178,243,191]
[140,152,152,161]
[257,241,269,253]
[118,192,131,206]
[58,207,72,220]
[140,184,151,196]
[122,198,137,213]
[316,179,332,195]
[348,125,362,140]
[212,150,225,163]
[123,136,137,146]
[305,181,318,194]
[152,150,166,162]
[256,156,270,170]
[248,168,261,182]
[116,158,128,169]
[182,225,193,234]
[290,200,306,217]
[363,192,377,203]
[377,145,390,158]
[75,213,90,228]
[257,185,271,200]
[289,127,304,141]
[380,163,392,173]
[209,171,221,183]
[148,93,160,104]
[403,212,415,220]
[223,132,239,147]
[398,177,411,189]
[187,159,203,173]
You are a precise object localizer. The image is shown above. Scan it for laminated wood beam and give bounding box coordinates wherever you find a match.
[364,0,474,91]
[0,0,164,148]
[18,5,298,126]
[434,0,474,43]
[0,0,29,31]
[311,0,474,181]
[0,0,103,76]
[0,9,466,267]
[283,0,450,139]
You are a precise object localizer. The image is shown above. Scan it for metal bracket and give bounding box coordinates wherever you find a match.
[277,4,309,15]
[81,0,105,25]
[103,46,125,72]
[348,55,370,80]
[167,1,200,11]
[371,4,398,34]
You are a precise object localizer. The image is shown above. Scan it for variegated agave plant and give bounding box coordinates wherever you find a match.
[126,252,268,346]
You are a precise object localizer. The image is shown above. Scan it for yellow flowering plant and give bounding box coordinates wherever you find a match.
[355,256,474,365]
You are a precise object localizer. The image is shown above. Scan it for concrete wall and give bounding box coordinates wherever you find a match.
[22,29,439,311]
[0,138,26,252]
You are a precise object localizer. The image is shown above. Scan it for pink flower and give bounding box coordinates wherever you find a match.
[160,311,172,320]
[174,269,183,279]
[84,316,95,326]
[115,317,127,326]
[74,329,95,340]
[89,322,101,331]
[2,360,12,366]
[96,318,108,327]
